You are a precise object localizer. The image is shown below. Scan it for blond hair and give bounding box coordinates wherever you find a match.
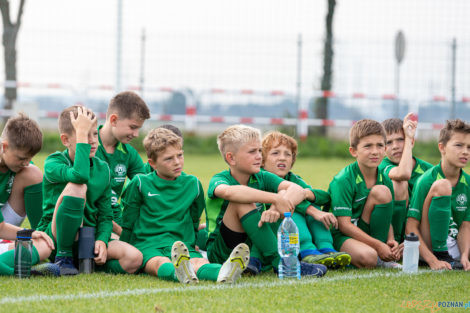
[217,125,261,163]
[1,113,42,156]
[439,119,470,146]
[262,131,298,166]
[143,127,183,161]
[58,105,97,135]
[349,119,386,149]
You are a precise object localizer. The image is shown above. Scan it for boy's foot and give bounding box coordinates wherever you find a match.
[377,257,402,269]
[55,256,79,276]
[217,243,250,283]
[433,251,464,270]
[31,262,61,277]
[301,254,335,268]
[300,262,327,278]
[325,252,351,269]
[171,241,198,284]
[244,256,261,276]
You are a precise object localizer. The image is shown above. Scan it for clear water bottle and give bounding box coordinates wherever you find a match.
[277,212,300,279]
[14,229,34,278]
[403,232,420,273]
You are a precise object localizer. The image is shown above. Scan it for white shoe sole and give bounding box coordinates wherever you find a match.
[217,243,250,283]
[171,241,198,284]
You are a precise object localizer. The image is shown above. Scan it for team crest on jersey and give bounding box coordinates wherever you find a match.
[6,175,14,194]
[456,193,467,206]
[114,164,127,182]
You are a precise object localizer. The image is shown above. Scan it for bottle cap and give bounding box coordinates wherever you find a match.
[405,232,419,242]
[16,229,34,240]
[283,212,291,218]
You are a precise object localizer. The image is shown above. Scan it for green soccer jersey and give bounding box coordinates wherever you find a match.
[284,171,330,207]
[95,125,146,223]
[327,161,394,222]
[379,156,433,196]
[0,169,15,211]
[205,169,284,245]
[37,143,113,244]
[120,171,205,250]
[408,163,470,238]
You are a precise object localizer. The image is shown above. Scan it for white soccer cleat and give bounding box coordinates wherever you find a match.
[217,243,250,284]
[377,257,403,269]
[171,241,198,284]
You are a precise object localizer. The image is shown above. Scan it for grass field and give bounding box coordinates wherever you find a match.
[1,153,469,313]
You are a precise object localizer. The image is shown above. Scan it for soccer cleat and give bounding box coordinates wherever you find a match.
[171,241,198,284]
[433,251,464,270]
[326,251,351,269]
[31,262,61,277]
[301,254,335,268]
[217,243,250,283]
[376,257,402,269]
[55,256,79,276]
[300,262,327,277]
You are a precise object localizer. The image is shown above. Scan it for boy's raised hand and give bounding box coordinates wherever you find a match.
[403,112,417,140]
[258,208,280,227]
[70,106,97,142]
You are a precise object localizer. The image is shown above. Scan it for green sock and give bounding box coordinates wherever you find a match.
[196,228,208,251]
[56,196,85,257]
[306,215,335,250]
[100,259,127,274]
[293,212,317,251]
[392,200,407,242]
[196,263,221,281]
[157,262,178,281]
[428,196,451,252]
[369,201,394,243]
[0,245,40,276]
[240,209,279,268]
[24,183,43,230]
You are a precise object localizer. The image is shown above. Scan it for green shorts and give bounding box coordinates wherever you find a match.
[206,233,231,265]
[331,218,371,251]
[141,245,203,267]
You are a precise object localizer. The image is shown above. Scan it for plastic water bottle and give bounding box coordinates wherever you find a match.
[14,229,34,278]
[277,212,300,279]
[403,232,420,273]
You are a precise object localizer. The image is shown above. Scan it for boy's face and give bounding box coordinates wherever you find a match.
[111,115,145,144]
[63,122,99,159]
[149,145,184,180]
[385,131,405,163]
[263,143,293,178]
[0,144,33,173]
[439,132,470,169]
[349,134,385,170]
[229,140,262,175]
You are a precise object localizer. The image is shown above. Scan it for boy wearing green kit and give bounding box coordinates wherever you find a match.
[260,131,350,270]
[121,128,249,283]
[206,125,327,277]
[406,119,470,271]
[327,119,401,269]
[0,113,43,232]
[380,113,433,242]
[95,91,150,236]
[36,105,142,276]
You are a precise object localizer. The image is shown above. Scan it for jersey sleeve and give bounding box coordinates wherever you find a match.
[120,175,143,242]
[44,144,91,184]
[329,176,354,217]
[190,179,206,234]
[407,176,432,221]
[95,168,113,244]
[207,172,231,199]
[126,146,146,179]
[261,171,284,193]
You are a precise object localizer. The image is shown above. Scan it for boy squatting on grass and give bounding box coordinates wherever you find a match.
[94,91,150,238]
[327,119,402,269]
[251,131,351,271]
[406,119,470,271]
[36,105,142,276]
[120,128,249,283]
[379,113,433,243]
[205,125,327,277]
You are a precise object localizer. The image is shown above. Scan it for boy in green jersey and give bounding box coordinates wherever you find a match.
[206,125,327,277]
[121,128,249,283]
[36,105,142,275]
[95,91,150,237]
[379,113,433,242]
[0,113,43,231]
[406,119,470,271]
[260,131,350,269]
[327,119,401,269]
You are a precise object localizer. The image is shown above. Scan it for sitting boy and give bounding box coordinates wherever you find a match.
[206,125,327,277]
[36,105,142,275]
[406,119,470,271]
[380,113,433,242]
[121,128,249,283]
[327,119,400,268]
[261,131,350,269]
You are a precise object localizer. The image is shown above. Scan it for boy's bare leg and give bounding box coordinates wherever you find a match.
[106,240,142,273]
[340,238,378,268]
[7,165,42,223]
[145,256,172,277]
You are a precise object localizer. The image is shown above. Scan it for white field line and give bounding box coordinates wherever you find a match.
[0,269,436,305]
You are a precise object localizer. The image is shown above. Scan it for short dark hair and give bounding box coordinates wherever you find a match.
[159,124,182,138]
[349,119,386,149]
[382,118,403,135]
[107,91,150,120]
[1,113,42,156]
[439,119,470,146]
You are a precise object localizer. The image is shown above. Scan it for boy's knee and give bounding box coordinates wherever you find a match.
[430,179,452,197]
[123,246,143,273]
[63,183,87,198]
[393,180,408,201]
[33,239,52,261]
[370,185,392,204]
[355,248,378,268]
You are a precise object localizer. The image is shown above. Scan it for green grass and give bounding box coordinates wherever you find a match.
[2,153,467,312]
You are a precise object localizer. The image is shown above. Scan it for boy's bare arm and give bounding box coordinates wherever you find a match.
[277,180,308,207]
[457,221,470,271]
[388,112,417,181]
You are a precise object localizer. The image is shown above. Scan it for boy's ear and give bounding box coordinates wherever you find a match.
[60,133,70,146]
[1,141,8,152]
[349,146,357,158]
[109,113,119,126]
[438,142,445,155]
[225,152,236,166]
[148,158,157,170]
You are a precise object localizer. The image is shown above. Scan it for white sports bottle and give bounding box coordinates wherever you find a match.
[403,232,420,273]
